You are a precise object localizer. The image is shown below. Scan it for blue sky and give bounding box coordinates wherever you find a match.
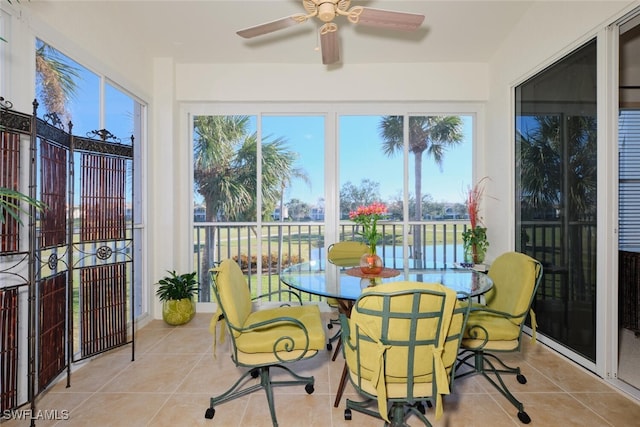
[38,41,471,209]
[263,115,472,206]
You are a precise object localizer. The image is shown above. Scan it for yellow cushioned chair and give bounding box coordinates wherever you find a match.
[326,241,370,360]
[205,259,326,427]
[340,281,470,426]
[456,252,543,425]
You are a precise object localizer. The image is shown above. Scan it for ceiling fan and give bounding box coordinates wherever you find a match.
[236,0,425,65]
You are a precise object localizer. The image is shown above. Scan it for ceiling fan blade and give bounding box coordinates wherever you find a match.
[352,7,425,31]
[237,14,306,39]
[320,25,339,65]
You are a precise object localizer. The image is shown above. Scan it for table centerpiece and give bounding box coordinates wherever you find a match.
[349,201,387,275]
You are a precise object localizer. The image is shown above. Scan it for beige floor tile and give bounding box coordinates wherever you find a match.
[100,353,202,393]
[493,392,609,426]
[240,392,334,427]
[151,392,248,427]
[53,392,169,426]
[146,327,213,354]
[131,327,174,354]
[9,312,640,427]
[571,392,640,426]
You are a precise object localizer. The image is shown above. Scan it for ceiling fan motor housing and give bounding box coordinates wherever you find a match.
[317,2,337,22]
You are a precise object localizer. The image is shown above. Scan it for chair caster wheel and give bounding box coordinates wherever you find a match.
[204,407,215,419]
[327,343,333,351]
[250,369,259,378]
[305,383,315,394]
[517,374,527,384]
[328,323,334,329]
[517,411,531,424]
[426,400,433,408]
[416,402,426,414]
[344,408,352,420]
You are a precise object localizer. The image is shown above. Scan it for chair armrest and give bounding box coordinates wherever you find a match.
[240,314,313,361]
[468,305,529,322]
[252,289,303,306]
[464,305,532,347]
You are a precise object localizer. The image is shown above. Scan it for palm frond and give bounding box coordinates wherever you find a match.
[0,188,47,224]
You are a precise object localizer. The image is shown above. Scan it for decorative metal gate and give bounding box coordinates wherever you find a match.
[1,97,135,416]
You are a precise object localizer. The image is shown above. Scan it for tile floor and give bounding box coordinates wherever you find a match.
[4,312,640,427]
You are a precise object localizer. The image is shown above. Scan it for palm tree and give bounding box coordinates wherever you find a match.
[35,41,79,121]
[193,115,304,296]
[379,115,463,262]
[518,114,596,299]
[1,42,75,226]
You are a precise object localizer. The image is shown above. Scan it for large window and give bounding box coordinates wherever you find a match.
[515,39,597,361]
[192,109,474,301]
[34,40,146,318]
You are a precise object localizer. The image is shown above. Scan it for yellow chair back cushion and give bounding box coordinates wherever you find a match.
[214,259,253,338]
[328,241,370,267]
[345,281,457,382]
[485,252,538,326]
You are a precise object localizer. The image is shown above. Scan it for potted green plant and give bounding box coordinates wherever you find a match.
[462,177,490,265]
[156,270,199,325]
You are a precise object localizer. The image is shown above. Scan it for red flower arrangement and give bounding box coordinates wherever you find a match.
[349,202,388,253]
[466,177,487,229]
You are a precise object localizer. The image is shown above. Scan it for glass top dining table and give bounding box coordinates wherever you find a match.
[280,259,493,408]
[279,259,494,302]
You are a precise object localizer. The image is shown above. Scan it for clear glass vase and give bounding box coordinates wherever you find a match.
[464,244,486,265]
[360,247,383,275]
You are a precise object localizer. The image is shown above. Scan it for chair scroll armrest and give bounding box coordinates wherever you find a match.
[242,315,313,361]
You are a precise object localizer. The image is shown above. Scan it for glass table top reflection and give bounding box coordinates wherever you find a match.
[280,260,493,301]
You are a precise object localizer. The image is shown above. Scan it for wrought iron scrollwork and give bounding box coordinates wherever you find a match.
[42,112,66,130]
[0,96,14,110]
[96,245,113,260]
[47,253,59,270]
[88,128,121,143]
[0,97,31,134]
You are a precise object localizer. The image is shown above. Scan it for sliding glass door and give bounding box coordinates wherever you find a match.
[515,39,598,361]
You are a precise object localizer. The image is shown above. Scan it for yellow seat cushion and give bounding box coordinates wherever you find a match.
[326,297,340,307]
[462,311,520,351]
[234,304,325,365]
[236,304,326,353]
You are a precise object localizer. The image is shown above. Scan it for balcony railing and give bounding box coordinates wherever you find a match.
[193,221,469,303]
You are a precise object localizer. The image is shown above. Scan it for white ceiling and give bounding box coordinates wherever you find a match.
[26,0,537,65]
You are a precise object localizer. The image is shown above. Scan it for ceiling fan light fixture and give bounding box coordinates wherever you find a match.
[317,2,336,22]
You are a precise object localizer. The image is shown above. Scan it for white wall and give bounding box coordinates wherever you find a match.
[484,0,637,258]
[175,62,489,102]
